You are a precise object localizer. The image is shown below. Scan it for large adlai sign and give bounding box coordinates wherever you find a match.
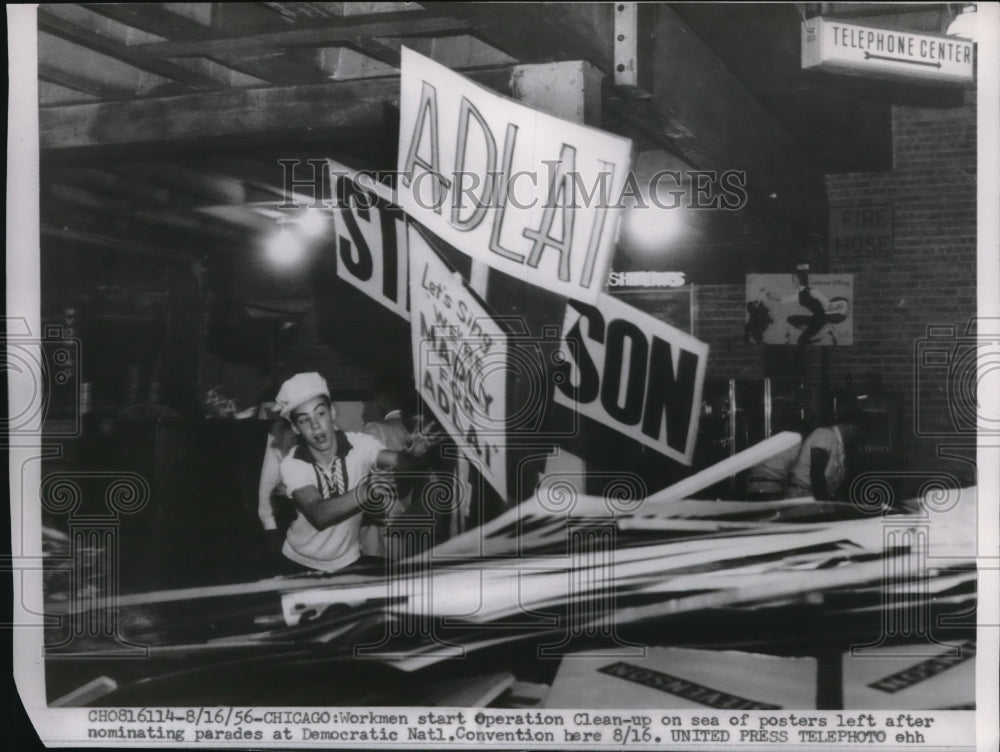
[397,47,632,304]
[328,160,409,321]
[553,294,708,466]
[802,17,975,83]
[408,225,508,499]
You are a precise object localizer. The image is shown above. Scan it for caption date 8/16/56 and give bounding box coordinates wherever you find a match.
[81,707,947,747]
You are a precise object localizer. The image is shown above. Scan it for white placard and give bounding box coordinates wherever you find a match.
[408,225,508,500]
[553,294,708,465]
[745,273,854,347]
[397,47,632,304]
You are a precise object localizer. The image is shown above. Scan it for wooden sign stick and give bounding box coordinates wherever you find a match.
[643,431,802,506]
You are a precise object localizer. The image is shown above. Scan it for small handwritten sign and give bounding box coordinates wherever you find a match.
[829,205,893,259]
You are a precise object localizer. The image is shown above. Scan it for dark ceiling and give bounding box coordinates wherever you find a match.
[35,2,971,282]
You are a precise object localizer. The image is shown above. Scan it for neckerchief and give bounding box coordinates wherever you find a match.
[294,430,354,498]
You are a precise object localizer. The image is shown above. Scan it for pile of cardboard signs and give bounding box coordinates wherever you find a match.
[45,433,976,708]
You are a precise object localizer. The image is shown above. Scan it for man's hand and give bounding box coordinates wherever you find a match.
[403,418,445,458]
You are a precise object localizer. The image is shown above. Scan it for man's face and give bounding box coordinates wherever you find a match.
[290,396,335,453]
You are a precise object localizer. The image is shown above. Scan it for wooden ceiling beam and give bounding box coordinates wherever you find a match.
[40,4,165,45]
[40,78,394,152]
[262,2,420,22]
[39,82,99,107]
[820,3,952,19]
[38,8,221,89]
[40,66,515,152]
[342,37,403,68]
[78,4,329,84]
[136,10,470,58]
[433,2,616,76]
[38,30,179,98]
[162,56,272,88]
[37,63,134,100]
[212,3,300,35]
[325,34,519,76]
[79,3,215,41]
[201,51,331,85]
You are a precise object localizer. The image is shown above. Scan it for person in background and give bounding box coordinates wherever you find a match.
[745,442,801,501]
[258,414,297,563]
[785,407,864,501]
[361,402,442,559]
[744,410,807,501]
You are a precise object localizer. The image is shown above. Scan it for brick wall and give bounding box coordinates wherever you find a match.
[694,283,763,381]
[696,89,978,493]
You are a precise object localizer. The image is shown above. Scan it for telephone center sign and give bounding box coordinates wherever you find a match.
[802,17,975,84]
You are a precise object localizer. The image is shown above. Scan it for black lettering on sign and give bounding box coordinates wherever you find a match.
[401,81,450,211]
[867,641,976,693]
[643,336,700,454]
[598,662,781,710]
[554,301,602,403]
[829,205,892,259]
[333,176,405,307]
[451,97,496,232]
[488,123,525,264]
[336,181,374,281]
[523,144,577,282]
[555,299,703,456]
[601,318,646,425]
[378,207,400,301]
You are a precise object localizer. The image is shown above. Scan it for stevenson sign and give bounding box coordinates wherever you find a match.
[802,17,975,84]
[553,294,708,466]
[397,47,633,304]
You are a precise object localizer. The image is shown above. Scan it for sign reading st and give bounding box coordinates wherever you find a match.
[408,225,508,500]
[397,47,633,305]
[328,160,409,321]
[553,294,708,466]
[802,17,974,84]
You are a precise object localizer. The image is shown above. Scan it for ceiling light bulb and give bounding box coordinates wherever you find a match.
[298,208,329,238]
[267,227,305,266]
[623,206,690,254]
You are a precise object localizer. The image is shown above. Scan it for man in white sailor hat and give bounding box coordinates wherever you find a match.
[270,372,437,573]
